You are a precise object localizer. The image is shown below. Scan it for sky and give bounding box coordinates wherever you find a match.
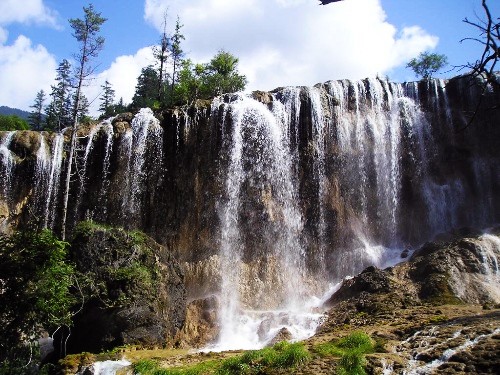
[0,0,498,116]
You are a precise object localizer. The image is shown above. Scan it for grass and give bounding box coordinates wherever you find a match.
[313,331,374,375]
[132,342,310,375]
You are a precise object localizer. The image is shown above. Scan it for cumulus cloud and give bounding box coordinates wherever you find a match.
[84,47,155,116]
[0,35,56,110]
[144,0,438,91]
[0,0,58,27]
[0,0,59,111]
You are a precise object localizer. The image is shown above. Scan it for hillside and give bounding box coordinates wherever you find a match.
[0,106,31,121]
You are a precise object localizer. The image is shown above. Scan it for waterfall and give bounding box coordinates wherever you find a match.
[35,132,64,229]
[96,121,115,221]
[214,94,321,350]
[125,108,163,223]
[0,76,499,353]
[0,132,15,200]
[73,124,103,222]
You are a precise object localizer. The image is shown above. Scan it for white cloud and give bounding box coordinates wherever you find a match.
[84,47,155,116]
[0,35,56,110]
[144,0,438,91]
[0,0,60,111]
[0,0,58,27]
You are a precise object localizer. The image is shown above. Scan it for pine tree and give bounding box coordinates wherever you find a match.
[45,60,73,131]
[28,90,46,130]
[61,4,106,240]
[99,80,115,117]
[169,16,185,103]
[152,11,170,102]
[131,65,161,110]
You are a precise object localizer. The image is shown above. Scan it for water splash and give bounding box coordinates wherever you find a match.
[92,359,131,375]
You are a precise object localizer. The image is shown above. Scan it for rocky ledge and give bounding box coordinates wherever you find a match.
[58,229,500,374]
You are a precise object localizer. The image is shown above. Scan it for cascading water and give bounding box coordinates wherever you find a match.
[0,132,15,200]
[96,121,114,221]
[213,94,325,350]
[73,124,103,222]
[125,108,163,223]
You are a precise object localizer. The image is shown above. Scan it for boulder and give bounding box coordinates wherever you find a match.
[176,295,220,348]
[266,327,292,347]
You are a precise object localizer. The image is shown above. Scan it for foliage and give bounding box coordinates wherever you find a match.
[99,80,116,117]
[71,221,159,308]
[131,65,164,110]
[0,114,30,131]
[172,50,247,105]
[313,332,374,375]
[45,59,73,131]
[202,50,247,97]
[0,229,74,371]
[406,52,448,80]
[62,3,106,240]
[28,89,46,130]
[169,16,185,103]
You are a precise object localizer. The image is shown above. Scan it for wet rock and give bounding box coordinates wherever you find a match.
[177,295,219,348]
[266,327,292,347]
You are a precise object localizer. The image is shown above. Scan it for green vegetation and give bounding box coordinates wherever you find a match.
[71,221,160,308]
[314,332,374,375]
[0,229,75,374]
[0,114,30,131]
[132,49,247,110]
[428,315,448,324]
[132,342,309,375]
[406,52,448,80]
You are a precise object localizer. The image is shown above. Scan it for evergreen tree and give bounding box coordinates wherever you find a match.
[75,92,90,123]
[45,60,73,131]
[62,4,106,240]
[28,89,46,130]
[169,16,185,103]
[152,11,170,102]
[131,65,162,109]
[99,80,115,117]
[115,97,126,113]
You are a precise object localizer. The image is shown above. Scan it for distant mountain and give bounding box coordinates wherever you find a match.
[0,106,31,121]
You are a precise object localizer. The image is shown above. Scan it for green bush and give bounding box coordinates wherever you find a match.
[0,114,30,131]
[0,229,74,372]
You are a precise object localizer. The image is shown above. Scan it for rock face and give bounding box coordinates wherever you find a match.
[1,76,500,327]
[66,222,186,353]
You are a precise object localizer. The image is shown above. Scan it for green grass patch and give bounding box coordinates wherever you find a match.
[313,332,374,375]
[132,342,310,375]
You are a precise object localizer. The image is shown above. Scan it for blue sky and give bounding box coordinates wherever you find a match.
[0,0,498,115]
